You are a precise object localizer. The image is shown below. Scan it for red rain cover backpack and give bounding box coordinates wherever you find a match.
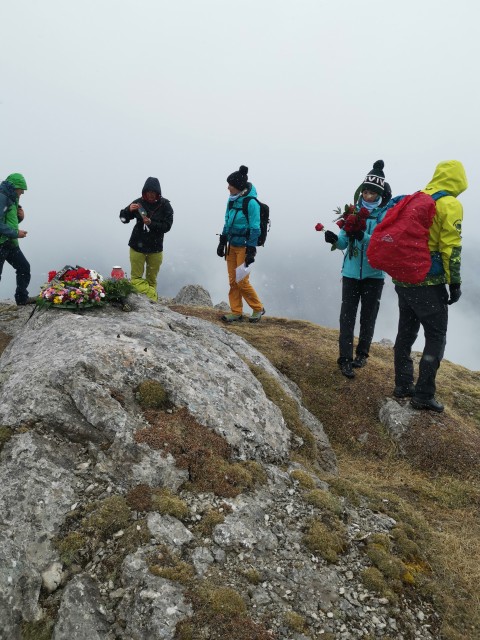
[367,191,447,284]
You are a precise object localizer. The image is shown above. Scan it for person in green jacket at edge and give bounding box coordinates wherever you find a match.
[393,160,467,413]
[119,177,174,301]
[0,173,35,305]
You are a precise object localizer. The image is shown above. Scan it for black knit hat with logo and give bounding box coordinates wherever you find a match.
[361,160,385,196]
[227,165,249,191]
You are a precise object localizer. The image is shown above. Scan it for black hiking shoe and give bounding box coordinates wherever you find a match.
[16,297,37,306]
[393,384,416,398]
[339,361,355,379]
[410,396,444,413]
[352,355,367,368]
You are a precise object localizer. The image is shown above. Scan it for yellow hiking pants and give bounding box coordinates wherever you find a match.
[129,247,163,301]
[226,245,263,315]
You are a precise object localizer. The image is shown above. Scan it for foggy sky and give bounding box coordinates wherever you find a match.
[1,0,479,370]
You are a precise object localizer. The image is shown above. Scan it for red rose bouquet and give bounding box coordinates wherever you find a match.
[333,204,369,232]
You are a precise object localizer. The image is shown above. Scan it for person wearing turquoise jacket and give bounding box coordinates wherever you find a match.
[325,160,390,379]
[217,165,265,323]
[0,173,34,305]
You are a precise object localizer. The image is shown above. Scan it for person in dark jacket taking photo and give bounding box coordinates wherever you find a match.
[120,177,173,301]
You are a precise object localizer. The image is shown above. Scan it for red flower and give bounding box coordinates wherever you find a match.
[48,271,57,282]
[315,222,324,232]
[336,219,345,229]
[63,267,91,282]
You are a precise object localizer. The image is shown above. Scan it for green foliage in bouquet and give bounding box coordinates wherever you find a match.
[102,278,135,303]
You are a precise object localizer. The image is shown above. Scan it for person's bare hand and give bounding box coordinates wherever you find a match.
[18,230,28,238]
[17,206,25,222]
[129,203,140,212]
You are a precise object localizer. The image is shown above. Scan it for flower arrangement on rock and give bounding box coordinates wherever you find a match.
[38,266,106,309]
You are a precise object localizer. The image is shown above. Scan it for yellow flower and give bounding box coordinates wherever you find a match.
[53,296,63,304]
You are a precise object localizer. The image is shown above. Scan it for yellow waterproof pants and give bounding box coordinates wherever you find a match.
[226,245,263,315]
[129,247,163,301]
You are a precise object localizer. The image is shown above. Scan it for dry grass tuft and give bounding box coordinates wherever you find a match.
[303,488,342,515]
[0,330,11,357]
[151,488,189,520]
[137,379,170,409]
[135,408,266,497]
[0,425,13,453]
[303,517,348,563]
[126,483,153,512]
[403,413,480,477]
[175,581,273,640]
[149,545,195,585]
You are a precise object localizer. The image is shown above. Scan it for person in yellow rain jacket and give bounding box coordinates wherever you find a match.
[393,160,467,413]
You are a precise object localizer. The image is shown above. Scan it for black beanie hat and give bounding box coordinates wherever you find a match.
[361,160,385,196]
[227,165,249,191]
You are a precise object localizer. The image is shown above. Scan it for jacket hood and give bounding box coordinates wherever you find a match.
[424,160,467,197]
[5,173,27,190]
[239,183,257,199]
[142,177,161,196]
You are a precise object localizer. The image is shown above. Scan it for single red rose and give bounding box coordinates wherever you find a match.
[336,219,345,229]
[48,271,57,282]
[358,207,370,219]
[315,222,324,232]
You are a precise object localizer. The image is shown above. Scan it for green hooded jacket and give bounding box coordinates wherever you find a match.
[0,173,28,247]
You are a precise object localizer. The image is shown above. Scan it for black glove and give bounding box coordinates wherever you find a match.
[324,230,338,245]
[217,234,227,258]
[245,246,256,267]
[347,230,364,241]
[448,283,462,305]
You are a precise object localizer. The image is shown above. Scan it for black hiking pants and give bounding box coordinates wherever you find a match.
[394,284,448,400]
[0,241,31,304]
[338,277,384,363]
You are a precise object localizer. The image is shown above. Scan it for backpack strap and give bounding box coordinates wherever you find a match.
[242,196,258,224]
[431,190,450,201]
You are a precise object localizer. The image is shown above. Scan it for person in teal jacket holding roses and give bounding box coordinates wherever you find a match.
[0,173,34,305]
[324,160,390,379]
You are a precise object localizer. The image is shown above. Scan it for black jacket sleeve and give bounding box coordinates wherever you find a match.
[119,205,136,223]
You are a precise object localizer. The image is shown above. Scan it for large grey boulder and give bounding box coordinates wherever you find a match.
[173,284,213,307]
[0,295,334,468]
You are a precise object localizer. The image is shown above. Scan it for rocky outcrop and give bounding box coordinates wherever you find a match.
[0,296,437,639]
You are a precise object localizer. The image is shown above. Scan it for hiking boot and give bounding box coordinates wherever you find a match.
[221,313,243,323]
[16,297,37,306]
[249,308,265,323]
[352,355,367,368]
[393,384,416,398]
[339,361,355,379]
[410,396,444,413]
